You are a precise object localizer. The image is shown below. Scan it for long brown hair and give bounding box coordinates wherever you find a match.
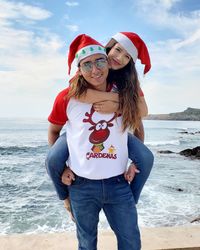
[67,75,91,99]
[107,47,140,132]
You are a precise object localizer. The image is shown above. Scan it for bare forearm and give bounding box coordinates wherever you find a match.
[138,96,148,118]
[48,123,63,146]
[48,131,59,145]
[78,89,119,103]
[134,121,145,142]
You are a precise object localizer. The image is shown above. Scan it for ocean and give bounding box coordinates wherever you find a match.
[0,118,200,235]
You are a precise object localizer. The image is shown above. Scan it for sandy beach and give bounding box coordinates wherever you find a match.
[1,226,200,250]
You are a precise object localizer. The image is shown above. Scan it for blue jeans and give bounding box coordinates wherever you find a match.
[69,174,141,250]
[45,133,70,199]
[46,133,154,203]
[128,134,154,203]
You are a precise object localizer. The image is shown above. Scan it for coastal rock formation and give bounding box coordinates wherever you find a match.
[158,146,200,159]
[179,131,200,135]
[157,150,174,154]
[145,107,200,121]
[179,146,200,159]
[190,216,200,223]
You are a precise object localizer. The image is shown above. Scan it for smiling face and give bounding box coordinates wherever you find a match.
[108,43,132,70]
[79,53,109,91]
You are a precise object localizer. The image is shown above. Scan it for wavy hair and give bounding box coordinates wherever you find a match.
[107,47,140,132]
[67,75,90,99]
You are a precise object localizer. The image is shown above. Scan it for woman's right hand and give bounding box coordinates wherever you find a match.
[93,100,119,113]
[61,167,75,185]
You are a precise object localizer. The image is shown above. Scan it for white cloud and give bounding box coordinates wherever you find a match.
[140,36,200,113]
[0,0,68,118]
[65,1,79,7]
[0,26,34,52]
[144,78,200,114]
[0,46,68,117]
[0,0,52,21]
[66,24,79,32]
[173,29,200,49]
[0,0,199,117]
[131,0,200,113]
[150,37,200,75]
[0,24,65,64]
[135,0,200,36]
[35,34,64,52]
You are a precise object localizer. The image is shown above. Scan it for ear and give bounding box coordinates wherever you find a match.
[77,68,82,76]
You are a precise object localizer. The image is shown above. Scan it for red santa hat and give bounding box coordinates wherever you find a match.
[106,32,151,74]
[68,34,107,75]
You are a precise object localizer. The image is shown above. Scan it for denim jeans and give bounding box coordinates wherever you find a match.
[128,134,154,203]
[46,132,154,202]
[45,133,70,199]
[69,174,141,250]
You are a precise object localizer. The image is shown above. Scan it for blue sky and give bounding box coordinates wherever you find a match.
[0,0,200,118]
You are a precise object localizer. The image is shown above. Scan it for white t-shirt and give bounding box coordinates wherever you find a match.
[48,87,128,180]
[66,98,128,179]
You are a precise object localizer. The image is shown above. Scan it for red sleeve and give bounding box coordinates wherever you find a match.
[138,87,144,97]
[48,88,70,125]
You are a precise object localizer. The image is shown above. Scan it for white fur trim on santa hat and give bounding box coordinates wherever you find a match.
[75,45,107,65]
[112,33,138,62]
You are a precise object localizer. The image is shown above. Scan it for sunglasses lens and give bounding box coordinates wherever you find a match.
[96,59,107,69]
[82,62,92,72]
[81,58,107,72]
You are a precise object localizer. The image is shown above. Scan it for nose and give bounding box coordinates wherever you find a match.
[91,63,101,74]
[116,53,123,62]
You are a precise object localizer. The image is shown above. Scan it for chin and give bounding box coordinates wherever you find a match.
[111,65,121,70]
[110,63,121,70]
[92,81,104,87]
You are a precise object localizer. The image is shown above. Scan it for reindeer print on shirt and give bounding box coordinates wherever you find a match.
[83,106,118,160]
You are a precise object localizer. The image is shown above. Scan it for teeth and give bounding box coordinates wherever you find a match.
[93,75,102,79]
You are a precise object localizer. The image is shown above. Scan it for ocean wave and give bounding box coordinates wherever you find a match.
[146,140,180,146]
[0,145,48,155]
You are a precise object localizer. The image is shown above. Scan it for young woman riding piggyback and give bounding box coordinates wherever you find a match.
[46,32,154,212]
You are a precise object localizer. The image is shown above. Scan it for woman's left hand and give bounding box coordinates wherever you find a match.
[93,101,119,113]
[124,163,140,182]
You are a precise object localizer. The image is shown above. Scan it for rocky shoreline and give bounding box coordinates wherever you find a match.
[158,146,200,159]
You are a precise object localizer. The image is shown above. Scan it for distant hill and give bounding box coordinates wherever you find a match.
[145,107,200,121]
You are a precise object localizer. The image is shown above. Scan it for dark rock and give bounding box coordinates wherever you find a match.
[179,146,200,159]
[165,186,184,192]
[158,146,200,159]
[158,150,174,154]
[179,131,200,135]
[180,149,193,156]
[179,131,195,135]
[190,216,200,223]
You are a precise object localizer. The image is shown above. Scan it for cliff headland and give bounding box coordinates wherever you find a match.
[145,107,200,121]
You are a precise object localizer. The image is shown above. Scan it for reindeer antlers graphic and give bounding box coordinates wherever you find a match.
[83,107,96,125]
